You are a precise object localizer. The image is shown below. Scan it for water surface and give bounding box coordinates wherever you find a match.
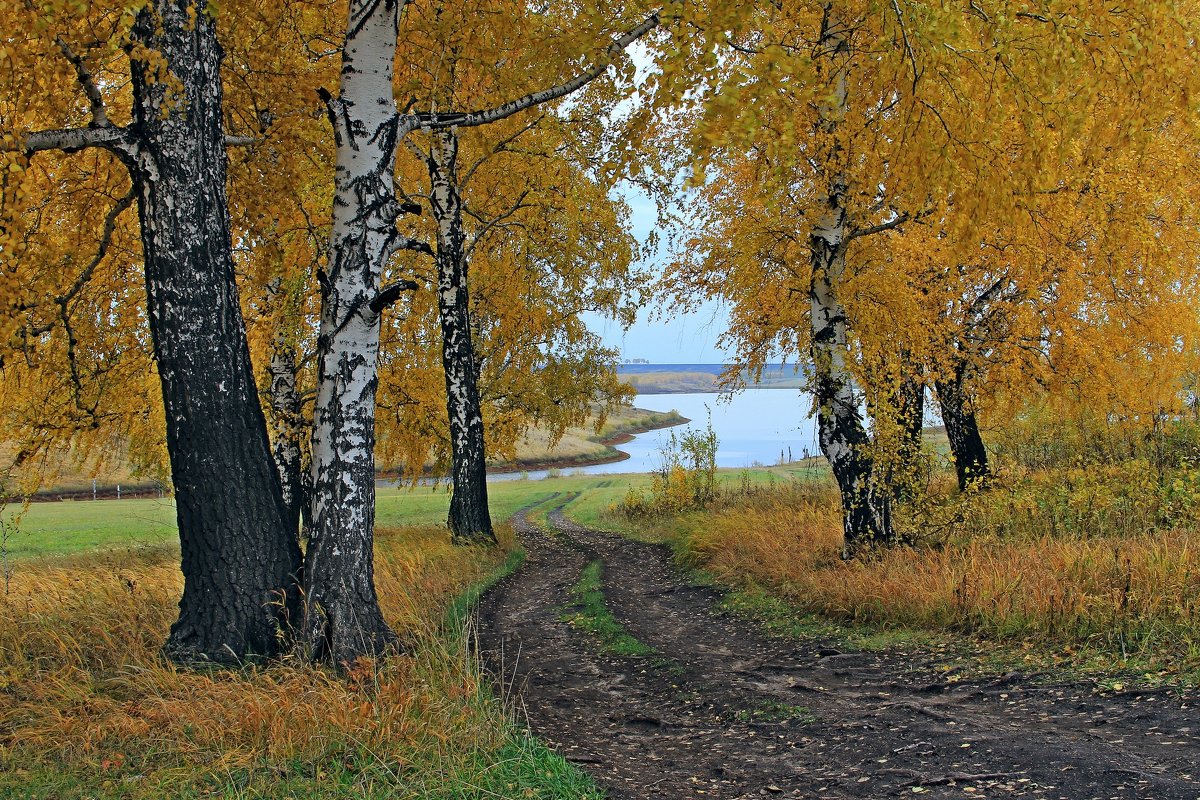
[491,389,820,481]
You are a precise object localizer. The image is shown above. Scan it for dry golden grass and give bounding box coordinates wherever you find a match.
[660,478,1200,672]
[0,525,600,798]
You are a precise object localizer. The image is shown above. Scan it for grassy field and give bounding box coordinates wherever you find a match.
[0,475,632,561]
[8,439,1200,798]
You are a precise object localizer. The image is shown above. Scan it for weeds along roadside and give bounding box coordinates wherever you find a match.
[612,417,1200,686]
[0,523,601,799]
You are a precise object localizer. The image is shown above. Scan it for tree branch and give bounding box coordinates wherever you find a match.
[849,212,911,240]
[413,9,661,131]
[369,279,421,313]
[889,0,920,94]
[59,184,138,309]
[20,125,135,156]
[224,134,259,147]
[388,235,434,259]
[23,184,138,339]
[460,113,546,189]
[55,36,109,128]
[466,190,532,258]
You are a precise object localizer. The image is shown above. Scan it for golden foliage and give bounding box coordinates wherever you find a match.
[647,1,1200,469]
[1,0,648,489]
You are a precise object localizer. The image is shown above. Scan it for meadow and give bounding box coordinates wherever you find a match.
[6,422,1200,798]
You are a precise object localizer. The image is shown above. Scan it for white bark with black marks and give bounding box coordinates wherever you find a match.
[303,0,407,665]
[268,342,311,534]
[808,4,895,558]
[299,2,663,661]
[427,129,494,544]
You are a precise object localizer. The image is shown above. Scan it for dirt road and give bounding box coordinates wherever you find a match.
[475,500,1200,799]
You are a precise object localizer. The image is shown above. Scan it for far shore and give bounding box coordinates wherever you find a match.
[480,411,690,475]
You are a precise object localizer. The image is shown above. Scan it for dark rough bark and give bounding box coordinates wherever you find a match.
[129,1,302,664]
[428,130,495,545]
[936,366,990,491]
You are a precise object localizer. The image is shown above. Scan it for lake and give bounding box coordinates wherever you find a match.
[491,390,821,481]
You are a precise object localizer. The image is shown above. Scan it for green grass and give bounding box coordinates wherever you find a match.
[560,560,655,657]
[4,735,605,800]
[718,585,946,653]
[1,496,179,559]
[1,465,829,562]
[0,508,605,800]
[444,547,525,632]
[733,700,817,725]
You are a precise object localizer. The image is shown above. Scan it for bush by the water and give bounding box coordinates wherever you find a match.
[621,414,718,515]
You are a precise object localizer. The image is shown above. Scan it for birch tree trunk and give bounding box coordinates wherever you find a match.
[936,365,990,491]
[128,1,302,663]
[808,4,895,558]
[428,129,495,545]
[268,341,310,534]
[893,358,926,501]
[302,0,403,664]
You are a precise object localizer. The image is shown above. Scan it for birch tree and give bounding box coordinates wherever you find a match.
[378,111,642,516]
[301,0,662,660]
[1,0,302,662]
[648,0,1200,555]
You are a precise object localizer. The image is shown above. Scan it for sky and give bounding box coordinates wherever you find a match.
[574,43,736,366]
[583,182,735,365]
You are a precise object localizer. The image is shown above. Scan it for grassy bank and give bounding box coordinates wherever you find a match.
[3,406,686,503]
[493,405,685,472]
[608,456,1200,685]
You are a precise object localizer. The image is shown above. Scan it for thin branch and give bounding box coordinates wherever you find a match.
[850,211,912,240]
[465,190,532,258]
[413,9,660,131]
[889,0,920,94]
[58,184,138,310]
[460,113,546,189]
[224,134,258,147]
[55,36,108,127]
[58,304,95,417]
[21,185,137,339]
[402,136,432,167]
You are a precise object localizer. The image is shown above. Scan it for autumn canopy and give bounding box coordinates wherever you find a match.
[2,0,1199,663]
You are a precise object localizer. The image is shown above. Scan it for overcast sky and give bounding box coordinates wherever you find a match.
[584,182,735,364]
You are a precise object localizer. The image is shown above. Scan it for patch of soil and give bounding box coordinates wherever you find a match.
[475,504,1200,799]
